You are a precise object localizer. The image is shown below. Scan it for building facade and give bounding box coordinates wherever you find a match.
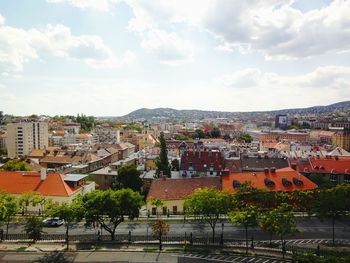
[6,122,49,158]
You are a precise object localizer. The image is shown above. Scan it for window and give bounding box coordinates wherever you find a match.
[152,207,157,215]
[344,174,350,183]
[330,174,338,182]
[162,207,167,215]
[172,206,177,215]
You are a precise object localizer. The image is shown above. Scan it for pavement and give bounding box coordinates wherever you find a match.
[0,251,178,262]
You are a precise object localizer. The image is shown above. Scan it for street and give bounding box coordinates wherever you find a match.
[6,217,350,241]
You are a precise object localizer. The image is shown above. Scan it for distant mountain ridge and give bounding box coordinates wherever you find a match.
[117,101,350,120]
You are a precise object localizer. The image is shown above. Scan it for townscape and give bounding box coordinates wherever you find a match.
[2,0,350,262]
[0,105,350,262]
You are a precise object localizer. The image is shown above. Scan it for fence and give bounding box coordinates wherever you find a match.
[0,230,344,257]
[0,230,245,245]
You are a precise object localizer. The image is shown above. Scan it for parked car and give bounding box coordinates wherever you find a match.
[42,217,64,227]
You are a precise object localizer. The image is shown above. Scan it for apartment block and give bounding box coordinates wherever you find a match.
[6,122,49,158]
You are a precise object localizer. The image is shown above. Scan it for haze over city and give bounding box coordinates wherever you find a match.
[1,0,350,116]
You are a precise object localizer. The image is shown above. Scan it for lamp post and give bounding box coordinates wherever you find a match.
[221,223,224,245]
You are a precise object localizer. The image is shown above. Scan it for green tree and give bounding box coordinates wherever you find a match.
[175,134,190,141]
[111,164,143,192]
[259,204,297,257]
[193,129,205,139]
[152,219,169,250]
[229,204,259,255]
[210,127,221,138]
[25,216,44,241]
[155,132,171,178]
[238,133,253,143]
[171,159,179,171]
[1,160,31,171]
[312,184,350,245]
[75,114,95,132]
[184,188,232,242]
[46,202,82,249]
[19,192,47,215]
[77,189,143,240]
[0,193,19,238]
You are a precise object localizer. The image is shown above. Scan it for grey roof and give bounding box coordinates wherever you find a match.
[64,174,88,182]
[91,166,118,176]
[241,157,289,171]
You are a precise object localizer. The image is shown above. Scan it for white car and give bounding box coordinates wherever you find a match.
[43,217,65,227]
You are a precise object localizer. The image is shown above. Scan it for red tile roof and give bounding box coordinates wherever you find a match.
[297,157,350,174]
[147,177,221,201]
[0,171,81,197]
[222,167,317,192]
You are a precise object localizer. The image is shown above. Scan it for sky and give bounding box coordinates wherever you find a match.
[0,0,350,116]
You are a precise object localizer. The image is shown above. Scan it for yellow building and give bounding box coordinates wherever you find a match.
[332,131,350,151]
[137,129,158,150]
[146,177,221,215]
[145,155,157,171]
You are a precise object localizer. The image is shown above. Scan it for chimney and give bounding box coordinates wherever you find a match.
[40,168,47,181]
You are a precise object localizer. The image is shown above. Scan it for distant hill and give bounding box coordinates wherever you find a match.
[117,101,350,121]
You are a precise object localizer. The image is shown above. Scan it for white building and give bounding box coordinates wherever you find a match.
[6,122,49,158]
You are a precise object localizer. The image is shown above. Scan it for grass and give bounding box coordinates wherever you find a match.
[16,247,27,251]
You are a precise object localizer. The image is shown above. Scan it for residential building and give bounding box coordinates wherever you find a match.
[146,177,221,215]
[0,170,95,211]
[91,165,118,190]
[331,127,350,151]
[0,130,6,153]
[180,150,226,177]
[222,167,317,193]
[295,156,350,185]
[62,122,81,134]
[6,122,49,158]
[94,124,120,144]
[248,130,309,143]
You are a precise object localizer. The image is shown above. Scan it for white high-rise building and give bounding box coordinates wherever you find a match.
[6,122,49,158]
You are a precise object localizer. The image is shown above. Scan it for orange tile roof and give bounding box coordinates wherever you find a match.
[0,171,80,197]
[52,130,65,136]
[147,177,221,201]
[308,158,350,174]
[222,167,317,193]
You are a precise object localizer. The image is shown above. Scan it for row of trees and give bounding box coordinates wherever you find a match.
[0,189,144,249]
[184,183,350,253]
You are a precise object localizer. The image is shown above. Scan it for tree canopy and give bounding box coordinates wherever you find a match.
[77,189,143,240]
[184,188,233,241]
[111,164,143,192]
[155,132,171,178]
[1,160,31,171]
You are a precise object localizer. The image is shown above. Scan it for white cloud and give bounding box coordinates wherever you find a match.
[0,15,5,25]
[0,19,120,72]
[203,0,350,59]
[122,50,138,65]
[217,66,350,111]
[140,29,193,66]
[47,0,120,12]
[45,0,350,59]
[221,66,350,94]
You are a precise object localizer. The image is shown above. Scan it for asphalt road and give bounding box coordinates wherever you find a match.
[6,217,350,240]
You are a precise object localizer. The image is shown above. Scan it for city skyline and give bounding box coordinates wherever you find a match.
[1,0,350,116]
